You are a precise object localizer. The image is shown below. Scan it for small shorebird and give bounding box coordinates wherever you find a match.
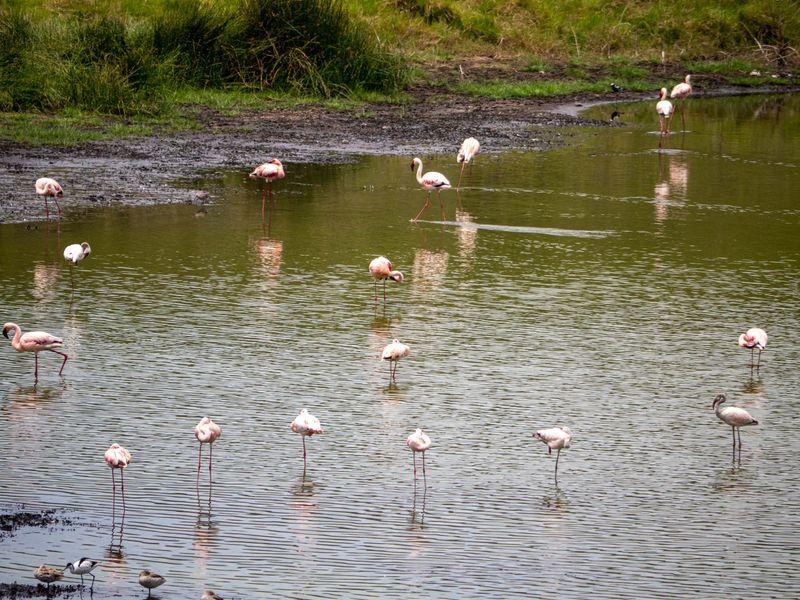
[35,177,64,220]
[533,426,573,483]
[139,570,166,597]
[290,408,323,469]
[656,87,674,138]
[104,443,132,513]
[63,242,91,264]
[712,394,758,448]
[64,558,99,589]
[738,327,768,369]
[369,256,404,303]
[456,137,480,191]
[249,158,285,222]
[381,338,410,382]
[194,417,222,480]
[34,565,63,590]
[670,74,692,130]
[406,428,431,479]
[410,157,451,222]
[202,590,225,600]
[2,322,68,383]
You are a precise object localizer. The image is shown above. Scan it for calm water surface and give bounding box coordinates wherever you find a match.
[1,94,799,598]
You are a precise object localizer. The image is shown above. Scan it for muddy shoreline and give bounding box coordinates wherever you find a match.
[0,83,795,224]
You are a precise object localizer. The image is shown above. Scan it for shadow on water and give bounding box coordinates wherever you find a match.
[3,383,67,413]
[409,480,427,531]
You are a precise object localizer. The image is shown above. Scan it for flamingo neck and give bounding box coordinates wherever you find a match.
[415,160,424,184]
[8,324,22,350]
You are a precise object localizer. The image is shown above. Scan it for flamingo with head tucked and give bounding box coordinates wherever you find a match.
[656,88,673,139]
[533,426,572,483]
[382,338,410,382]
[369,256,404,303]
[456,137,480,191]
[2,322,68,383]
[738,327,768,369]
[104,443,132,514]
[249,158,286,222]
[406,428,431,479]
[410,157,451,223]
[670,74,692,130]
[290,408,323,469]
[194,417,222,481]
[35,177,64,220]
[712,394,758,448]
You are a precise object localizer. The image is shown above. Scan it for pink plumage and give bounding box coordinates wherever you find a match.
[291,409,323,468]
[382,338,410,382]
[410,157,451,223]
[670,74,692,100]
[656,87,673,137]
[406,428,431,478]
[532,426,572,482]
[195,417,222,444]
[249,158,285,222]
[104,443,132,469]
[3,322,68,382]
[34,177,64,220]
[739,327,768,369]
[369,256,404,303]
[712,394,758,449]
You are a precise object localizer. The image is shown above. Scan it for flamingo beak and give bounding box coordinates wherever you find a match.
[410,162,415,170]
[2,327,9,339]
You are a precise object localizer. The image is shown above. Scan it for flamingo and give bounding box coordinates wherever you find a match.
[369,256,404,303]
[139,570,166,598]
[712,394,758,448]
[381,338,410,382]
[670,74,692,131]
[104,443,132,513]
[34,565,63,590]
[35,177,64,220]
[63,242,91,264]
[410,157,451,223]
[194,417,222,481]
[406,428,431,479]
[533,426,572,483]
[249,158,285,222]
[290,408,323,468]
[2,322,68,383]
[456,137,480,191]
[656,87,673,138]
[738,327,768,369]
[64,558,100,590]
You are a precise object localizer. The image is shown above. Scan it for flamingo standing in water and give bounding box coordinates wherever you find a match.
[35,177,64,220]
[369,256,404,303]
[738,327,768,369]
[63,242,91,264]
[533,426,572,483]
[104,443,132,513]
[381,338,410,382]
[670,74,692,131]
[712,394,758,448]
[249,158,285,222]
[456,137,480,191]
[290,408,323,469]
[2,323,68,382]
[194,417,222,481]
[410,157,451,223]
[406,428,431,479]
[656,88,674,139]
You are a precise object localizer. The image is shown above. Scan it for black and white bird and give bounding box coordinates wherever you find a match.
[610,83,623,93]
[64,558,100,589]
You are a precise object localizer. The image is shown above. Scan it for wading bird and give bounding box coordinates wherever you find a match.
[369,256,404,303]
[456,137,480,191]
[738,327,768,369]
[670,74,692,131]
[194,417,222,480]
[656,88,673,138]
[34,565,63,590]
[35,177,64,220]
[533,426,572,483]
[290,409,323,469]
[64,558,99,590]
[712,394,758,448]
[406,428,431,479]
[2,322,68,383]
[249,158,286,222]
[202,591,225,600]
[381,338,410,382]
[410,157,451,222]
[104,443,132,513]
[139,570,166,598]
[63,242,91,265]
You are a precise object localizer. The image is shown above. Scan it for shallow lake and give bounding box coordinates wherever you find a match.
[1,93,799,598]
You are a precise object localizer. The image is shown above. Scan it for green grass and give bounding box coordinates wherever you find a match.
[452,79,657,99]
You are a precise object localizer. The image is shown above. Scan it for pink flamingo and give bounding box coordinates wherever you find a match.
[35,177,64,220]
[249,159,285,222]
[369,256,404,303]
[656,88,674,140]
[104,443,132,513]
[738,327,768,369]
[381,338,410,382]
[713,394,758,448]
[2,323,68,383]
[290,408,323,469]
[410,157,451,223]
[456,137,480,191]
[670,74,692,131]
[533,426,572,483]
[406,428,431,479]
[194,417,222,481]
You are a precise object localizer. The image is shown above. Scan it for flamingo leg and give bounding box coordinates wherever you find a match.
[750,347,754,367]
[54,197,62,219]
[457,162,466,191]
[34,353,39,382]
[383,279,387,302]
[44,197,50,220]
[737,427,742,447]
[757,349,762,369]
[111,469,116,517]
[197,443,203,477]
[120,468,126,511]
[411,194,430,223]
[373,280,378,303]
[50,349,68,375]
[209,443,213,484]
[731,426,736,447]
[680,100,686,131]
[438,190,445,221]
[261,182,267,223]
[422,451,426,479]
[302,436,307,468]
[555,449,561,482]
[412,452,417,477]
